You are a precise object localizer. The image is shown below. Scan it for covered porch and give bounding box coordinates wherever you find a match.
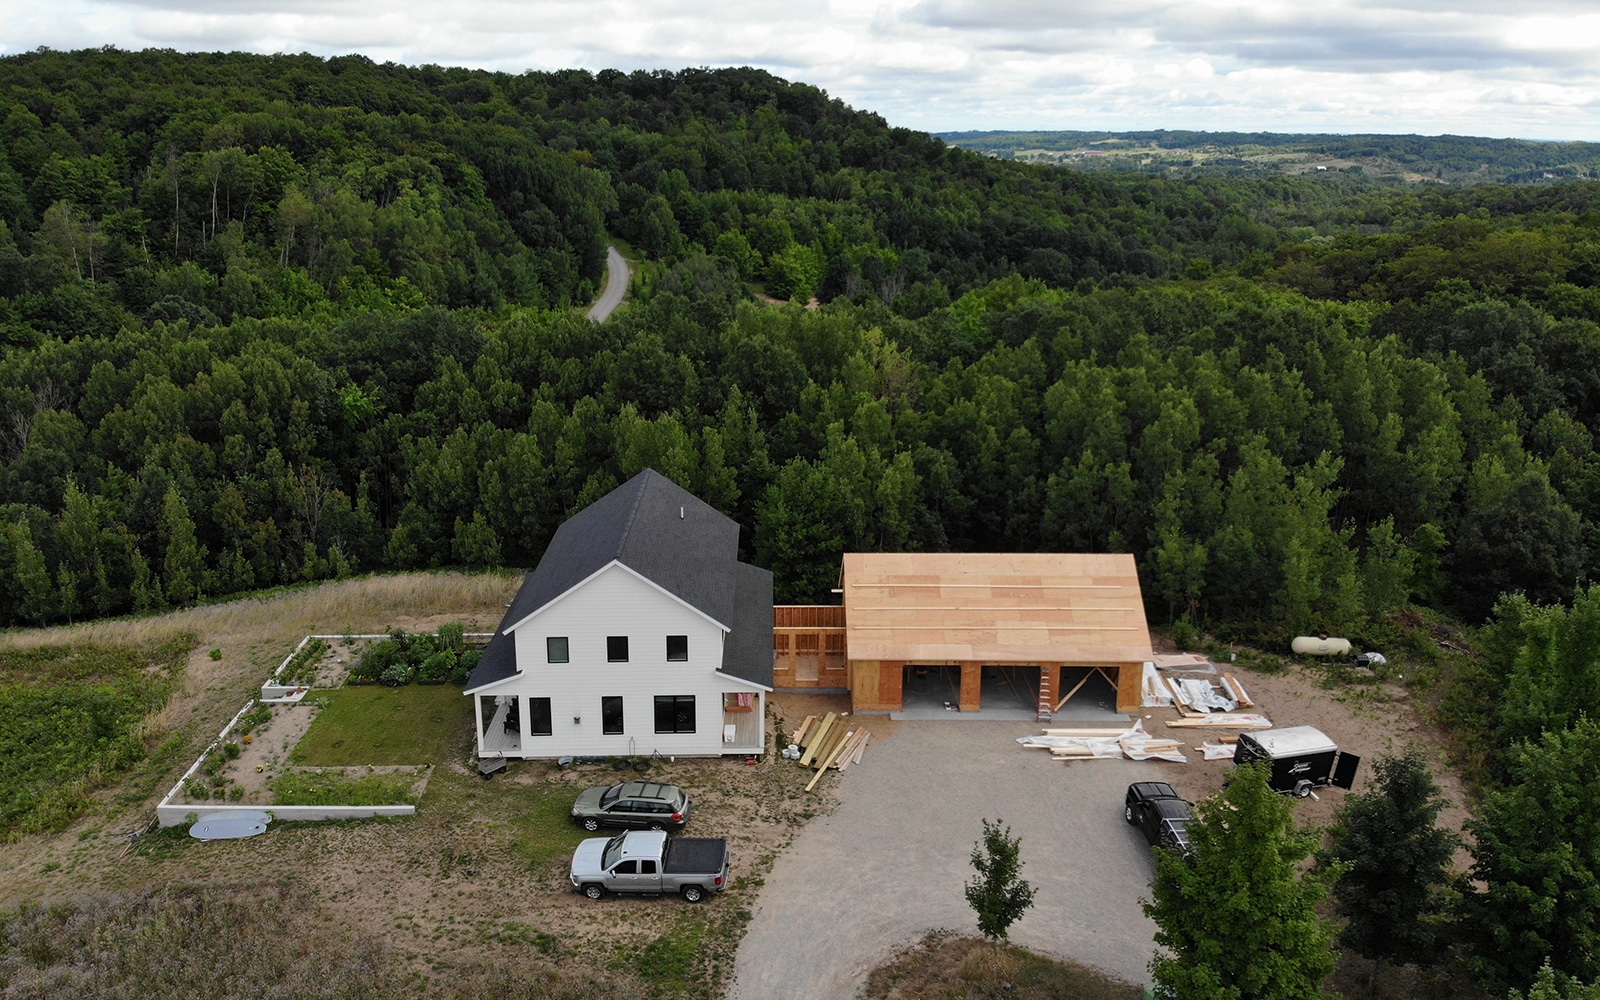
[720,691,764,753]
[476,694,522,755]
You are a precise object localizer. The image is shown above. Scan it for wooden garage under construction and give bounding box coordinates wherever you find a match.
[775,552,1154,718]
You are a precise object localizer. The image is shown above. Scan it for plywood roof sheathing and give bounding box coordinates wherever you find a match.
[841,553,1154,665]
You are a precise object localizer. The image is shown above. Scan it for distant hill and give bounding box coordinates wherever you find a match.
[938,130,1600,185]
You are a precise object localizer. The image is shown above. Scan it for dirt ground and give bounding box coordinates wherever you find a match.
[0,575,844,994]
[0,576,1477,997]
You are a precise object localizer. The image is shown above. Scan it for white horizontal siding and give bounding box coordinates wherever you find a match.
[478,563,758,758]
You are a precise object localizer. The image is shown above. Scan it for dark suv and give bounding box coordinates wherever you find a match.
[1124,781,1194,857]
[571,781,692,832]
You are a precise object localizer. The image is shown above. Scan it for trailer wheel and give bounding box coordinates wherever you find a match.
[582,883,605,900]
[1294,780,1313,798]
[681,885,705,903]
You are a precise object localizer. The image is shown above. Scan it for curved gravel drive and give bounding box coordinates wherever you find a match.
[586,245,629,321]
[730,720,1160,1000]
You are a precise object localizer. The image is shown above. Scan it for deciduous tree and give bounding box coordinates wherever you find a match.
[1144,761,1338,1000]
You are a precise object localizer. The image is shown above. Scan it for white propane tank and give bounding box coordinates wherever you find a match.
[1291,636,1352,656]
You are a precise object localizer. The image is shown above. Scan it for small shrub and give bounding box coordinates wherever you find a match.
[378,662,413,687]
[418,650,456,683]
[1171,615,1199,651]
[228,786,244,802]
[237,704,273,735]
[350,639,399,683]
[208,648,223,660]
[222,742,242,760]
[453,649,480,685]
[186,780,210,800]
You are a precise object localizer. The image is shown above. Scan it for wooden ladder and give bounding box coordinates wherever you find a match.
[1036,670,1053,723]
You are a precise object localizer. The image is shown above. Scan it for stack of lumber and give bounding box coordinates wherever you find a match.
[1164,672,1258,715]
[1037,725,1128,760]
[790,713,872,791]
[1163,713,1273,729]
[1220,673,1254,707]
[1019,722,1187,762]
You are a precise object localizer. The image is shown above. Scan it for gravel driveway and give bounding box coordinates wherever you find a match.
[730,719,1162,1000]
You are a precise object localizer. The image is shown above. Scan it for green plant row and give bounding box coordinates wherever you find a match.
[279,638,330,686]
[346,624,478,687]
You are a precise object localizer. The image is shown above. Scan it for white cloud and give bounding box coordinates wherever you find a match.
[3,0,1600,138]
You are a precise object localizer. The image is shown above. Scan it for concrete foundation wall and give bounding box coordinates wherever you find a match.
[157,804,416,828]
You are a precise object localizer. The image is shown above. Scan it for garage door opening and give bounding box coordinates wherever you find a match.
[1053,667,1124,721]
[893,665,1044,721]
[899,665,962,714]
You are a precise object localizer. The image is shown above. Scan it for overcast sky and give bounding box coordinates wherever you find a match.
[4,0,1599,140]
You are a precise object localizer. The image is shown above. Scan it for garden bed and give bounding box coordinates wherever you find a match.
[156,625,481,826]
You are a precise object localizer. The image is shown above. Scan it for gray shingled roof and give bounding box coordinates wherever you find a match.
[720,561,775,688]
[466,468,773,692]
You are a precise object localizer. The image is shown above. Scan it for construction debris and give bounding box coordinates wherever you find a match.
[1163,713,1273,729]
[786,714,873,790]
[1017,720,1188,763]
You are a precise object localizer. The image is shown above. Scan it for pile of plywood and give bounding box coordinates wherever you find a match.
[790,713,872,791]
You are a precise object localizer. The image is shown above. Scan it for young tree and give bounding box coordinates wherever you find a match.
[1464,717,1600,990]
[1144,761,1339,1000]
[1318,747,1459,988]
[1510,963,1600,1000]
[964,818,1036,943]
[159,486,205,607]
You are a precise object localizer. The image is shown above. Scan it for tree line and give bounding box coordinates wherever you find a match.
[1,48,1599,647]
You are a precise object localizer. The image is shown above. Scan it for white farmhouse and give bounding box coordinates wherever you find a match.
[464,469,773,760]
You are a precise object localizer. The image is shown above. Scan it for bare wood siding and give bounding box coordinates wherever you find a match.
[774,605,845,628]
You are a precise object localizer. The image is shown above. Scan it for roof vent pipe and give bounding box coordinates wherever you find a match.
[680,506,684,519]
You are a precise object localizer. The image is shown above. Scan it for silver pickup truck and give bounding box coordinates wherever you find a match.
[569,829,730,903]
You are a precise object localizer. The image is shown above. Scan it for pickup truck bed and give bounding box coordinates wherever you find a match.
[664,838,726,875]
[570,830,731,902]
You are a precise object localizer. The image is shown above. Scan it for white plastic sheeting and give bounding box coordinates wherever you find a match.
[1016,720,1188,763]
[1141,662,1173,707]
[1173,677,1237,713]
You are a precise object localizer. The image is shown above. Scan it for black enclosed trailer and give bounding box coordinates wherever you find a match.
[1234,726,1359,797]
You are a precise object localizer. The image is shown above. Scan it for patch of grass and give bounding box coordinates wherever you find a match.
[292,684,471,765]
[0,634,192,839]
[509,784,590,870]
[270,768,420,805]
[861,931,1143,1000]
[634,919,705,992]
[491,922,561,954]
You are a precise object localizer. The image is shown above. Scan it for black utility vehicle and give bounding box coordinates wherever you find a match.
[1124,781,1194,857]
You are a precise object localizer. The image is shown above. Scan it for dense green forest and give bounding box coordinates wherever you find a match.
[942,129,1600,185]
[3,47,1600,648]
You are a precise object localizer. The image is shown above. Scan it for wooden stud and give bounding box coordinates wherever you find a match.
[799,713,836,765]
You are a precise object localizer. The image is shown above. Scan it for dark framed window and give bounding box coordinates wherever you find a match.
[666,635,688,661]
[527,697,552,736]
[546,637,569,663]
[602,696,624,735]
[607,636,629,662]
[654,695,696,734]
